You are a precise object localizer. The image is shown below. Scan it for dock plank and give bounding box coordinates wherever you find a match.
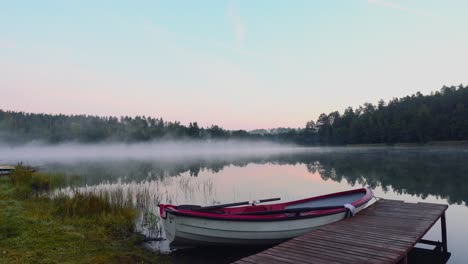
[265,247,336,264]
[276,242,385,264]
[295,234,404,258]
[233,199,448,264]
[283,239,394,262]
[311,228,417,246]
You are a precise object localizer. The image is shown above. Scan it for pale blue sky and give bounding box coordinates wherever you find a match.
[1,0,467,129]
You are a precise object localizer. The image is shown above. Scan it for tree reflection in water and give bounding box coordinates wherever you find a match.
[44,147,468,206]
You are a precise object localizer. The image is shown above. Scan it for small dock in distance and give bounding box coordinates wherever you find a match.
[234,199,449,264]
[0,165,16,176]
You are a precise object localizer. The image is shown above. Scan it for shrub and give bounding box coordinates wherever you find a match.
[9,164,33,186]
[30,173,51,194]
[8,164,66,197]
[9,164,33,198]
[53,192,136,232]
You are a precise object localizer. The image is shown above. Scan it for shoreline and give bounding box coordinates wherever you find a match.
[0,169,169,264]
[346,140,468,148]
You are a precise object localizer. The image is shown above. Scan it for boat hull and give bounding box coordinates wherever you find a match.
[162,201,369,247]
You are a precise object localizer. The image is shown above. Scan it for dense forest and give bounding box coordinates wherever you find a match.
[0,111,248,143]
[0,84,467,145]
[304,84,468,145]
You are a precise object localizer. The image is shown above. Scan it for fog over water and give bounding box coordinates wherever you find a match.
[2,140,467,165]
[0,140,316,164]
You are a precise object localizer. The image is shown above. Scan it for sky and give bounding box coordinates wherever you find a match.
[1,0,467,130]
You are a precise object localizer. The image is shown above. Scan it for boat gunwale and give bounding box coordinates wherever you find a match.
[160,188,373,222]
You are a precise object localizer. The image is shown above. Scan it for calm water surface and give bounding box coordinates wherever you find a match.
[8,147,468,263]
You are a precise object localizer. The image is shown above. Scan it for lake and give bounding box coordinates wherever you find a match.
[3,145,467,263]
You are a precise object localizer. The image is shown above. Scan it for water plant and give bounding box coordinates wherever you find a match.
[0,164,167,263]
[141,210,161,238]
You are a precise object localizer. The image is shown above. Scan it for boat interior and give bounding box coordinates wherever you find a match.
[174,189,368,216]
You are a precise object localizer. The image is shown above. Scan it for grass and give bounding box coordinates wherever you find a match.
[0,166,169,264]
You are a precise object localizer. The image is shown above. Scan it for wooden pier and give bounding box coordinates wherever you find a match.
[234,199,449,264]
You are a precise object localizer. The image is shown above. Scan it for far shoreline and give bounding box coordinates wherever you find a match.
[346,140,468,148]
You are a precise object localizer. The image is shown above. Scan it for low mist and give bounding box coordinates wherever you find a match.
[0,140,315,164]
[3,140,466,166]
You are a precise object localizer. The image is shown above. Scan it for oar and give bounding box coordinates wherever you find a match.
[233,205,346,215]
[190,197,281,212]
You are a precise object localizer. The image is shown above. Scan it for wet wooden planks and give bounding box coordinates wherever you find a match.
[233,199,448,264]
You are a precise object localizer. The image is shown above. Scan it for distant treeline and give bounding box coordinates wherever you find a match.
[1,84,467,145]
[0,112,257,143]
[305,84,468,145]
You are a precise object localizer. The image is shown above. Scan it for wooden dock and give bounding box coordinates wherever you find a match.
[233,199,449,264]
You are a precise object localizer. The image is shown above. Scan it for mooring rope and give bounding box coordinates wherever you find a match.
[373,196,384,201]
[344,203,356,218]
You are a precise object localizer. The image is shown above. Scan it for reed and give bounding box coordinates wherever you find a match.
[54,192,135,218]
[0,170,167,263]
[55,183,164,239]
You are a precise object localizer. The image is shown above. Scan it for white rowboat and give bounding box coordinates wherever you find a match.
[159,188,373,247]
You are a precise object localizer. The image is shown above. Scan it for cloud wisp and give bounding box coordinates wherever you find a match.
[226,1,246,49]
[367,0,429,17]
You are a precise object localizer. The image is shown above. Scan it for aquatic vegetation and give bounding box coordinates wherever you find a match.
[53,192,134,218]
[54,181,164,239]
[141,210,162,238]
[0,166,167,263]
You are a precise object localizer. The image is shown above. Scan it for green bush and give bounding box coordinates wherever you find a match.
[8,165,32,198]
[8,164,67,198]
[30,173,50,194]
[9,164,33,186]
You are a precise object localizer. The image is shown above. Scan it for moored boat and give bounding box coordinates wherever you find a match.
[0,165,37,176]
[0,165,16,176]
[159,188,373,247]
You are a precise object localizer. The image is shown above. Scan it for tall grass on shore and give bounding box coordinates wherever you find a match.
[7,164,139,230]
[54,192,135,222]
[52,174,217,241]
[1,164,167,263]
[54,181,164,239]
[8,164,164,236]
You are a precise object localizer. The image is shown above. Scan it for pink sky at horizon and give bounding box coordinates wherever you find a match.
[1,61,316,130]
[1,1,467,130]
[2,53,465,130]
